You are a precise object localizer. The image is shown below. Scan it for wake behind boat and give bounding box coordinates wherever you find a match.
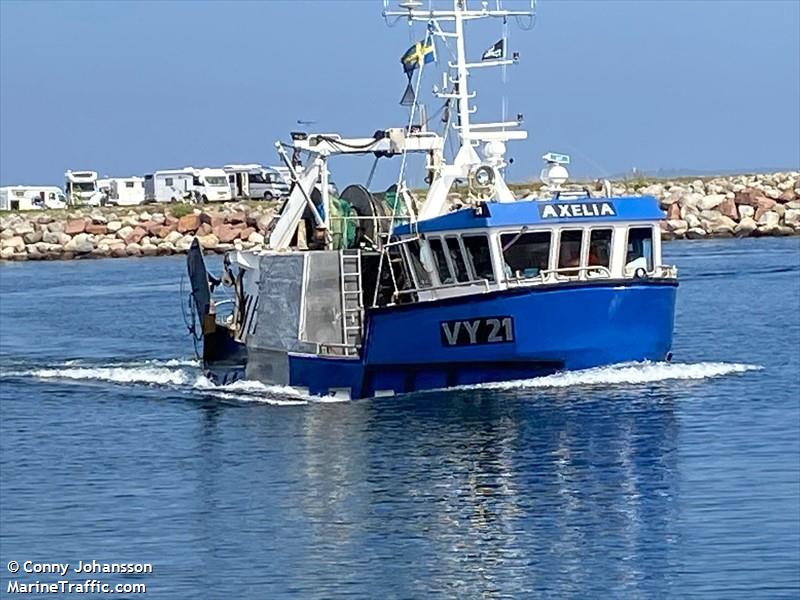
[185,0,678,400]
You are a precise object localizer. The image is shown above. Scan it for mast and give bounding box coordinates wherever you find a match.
[453,3,471,141]
[384,0,536,218]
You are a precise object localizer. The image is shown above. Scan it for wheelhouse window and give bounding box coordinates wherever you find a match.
[588,229,613,270]
[626,226,654,274]
[445,237,469,283]
[428,238,453,284]
[557,230,584,275]
[501,231,551,279]
[405,240,432,288]
[462,235,495,282]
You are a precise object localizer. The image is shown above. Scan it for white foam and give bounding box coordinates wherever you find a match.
[194,376,316,403]
[23,366,192,386]
[462,361,761,392]
[3,359,762,403]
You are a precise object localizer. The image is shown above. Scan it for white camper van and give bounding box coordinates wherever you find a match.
[224,164,290,200]
[144,168,232,204]
[0,186,67,211]
[99,177,145,206]
[65,170,103,206]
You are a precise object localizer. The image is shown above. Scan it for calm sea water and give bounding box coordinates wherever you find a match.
[1,237,798,598]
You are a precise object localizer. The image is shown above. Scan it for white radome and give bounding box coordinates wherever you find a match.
[540,163,569,188]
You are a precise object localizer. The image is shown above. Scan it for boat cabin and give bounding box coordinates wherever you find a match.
[390,195,675,302]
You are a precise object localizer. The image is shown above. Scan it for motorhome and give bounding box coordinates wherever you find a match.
[100,177,145,206]
[224,164,290,200]
[0,186,67,211]
[65,170,103,206]
[144,168,232,204]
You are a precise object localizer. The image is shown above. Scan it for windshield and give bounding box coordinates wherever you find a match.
[204,176,228,187]
[249,173,267,184]
[73,182,96,192]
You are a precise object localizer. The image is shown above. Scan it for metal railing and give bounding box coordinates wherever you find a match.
[504,265,611,285]
[393,277,493,298]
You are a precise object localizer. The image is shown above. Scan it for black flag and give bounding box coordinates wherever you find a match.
[481,39,505,61]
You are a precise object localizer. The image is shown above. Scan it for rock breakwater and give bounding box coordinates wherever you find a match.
[1,171,798,262]
[511,171,799,240]
[0,203,276,261]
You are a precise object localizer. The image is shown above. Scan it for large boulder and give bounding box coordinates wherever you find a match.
[177,214,201,233]
[157,225,176,238]
[698,194,726,211]
[738,205,755,220]
[226,211,247,224]
[734,217,757,237]
[684,212,702,229]
[196,234,219,249]
[42,231,67,245]
[63,236,94,254]
[667,203,681,220]
[248,231,265,245]
[13,222,34,236]
[734,188,768,207]
[175,235,194,252]
[784,208,800,228]
[256,213,274,232]
[757,210,780,228]
[85,223,107,236]
[125,243,143,256]
[23,230,43,244]
[718,196,738,221]
[685,227,707,239]
[107,220,123,233]
[212,223,243,243]
[124,227,147,244]
[64,219,87,235]
[707,215,737,236]
[681,192,705,208]
[47,221,65,233]
[142,221,163,236]
[164,230,183,245]
[1,236,25,252]
[754,198,778,221]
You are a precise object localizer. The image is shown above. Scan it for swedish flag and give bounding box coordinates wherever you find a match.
[400,39,435,106]
[401,40,435,75]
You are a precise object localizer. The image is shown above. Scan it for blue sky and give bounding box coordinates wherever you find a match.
[1,0,798,189]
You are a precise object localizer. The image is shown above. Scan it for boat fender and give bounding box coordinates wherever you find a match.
[634,267,649,280]
[419,242,435,273]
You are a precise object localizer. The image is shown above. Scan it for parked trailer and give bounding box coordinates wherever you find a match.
[65,170,103,206]
[0,186,67,211]
[99,177,145,206]
[144,168,232,203]
[224,164,290,200]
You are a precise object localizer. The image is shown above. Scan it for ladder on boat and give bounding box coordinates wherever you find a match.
[340,249,363,355]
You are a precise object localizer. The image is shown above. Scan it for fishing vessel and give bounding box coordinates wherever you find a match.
[186,0,678,399]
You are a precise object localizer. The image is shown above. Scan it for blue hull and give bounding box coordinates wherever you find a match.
[207,280,676,399]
